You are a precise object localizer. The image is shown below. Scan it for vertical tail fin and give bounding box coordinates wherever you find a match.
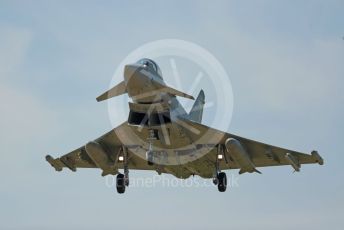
[188,90,205,123]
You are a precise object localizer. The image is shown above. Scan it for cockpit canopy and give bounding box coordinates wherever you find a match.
[137,58,162,78]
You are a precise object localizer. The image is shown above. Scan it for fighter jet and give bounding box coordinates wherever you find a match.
[46,58,324,193]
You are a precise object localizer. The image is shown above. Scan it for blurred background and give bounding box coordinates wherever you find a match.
[0,1,343,229]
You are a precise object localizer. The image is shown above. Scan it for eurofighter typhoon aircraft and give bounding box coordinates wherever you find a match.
[46,58,324,193]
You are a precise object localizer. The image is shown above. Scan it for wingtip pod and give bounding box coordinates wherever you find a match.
[45,155,63,172]
[311,151,324,165]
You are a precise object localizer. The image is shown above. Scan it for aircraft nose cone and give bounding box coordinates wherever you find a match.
[124,64,140,82]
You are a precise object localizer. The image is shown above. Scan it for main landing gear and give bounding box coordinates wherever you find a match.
[116,170,130,194]
[116,147,129,194]
[116,173,126,194]
[213,147,228,192]
[217,172,227,192]
[213,172,228,192]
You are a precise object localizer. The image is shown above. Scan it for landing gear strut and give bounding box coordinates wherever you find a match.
[146,129,156,166]
[146,148,154,166]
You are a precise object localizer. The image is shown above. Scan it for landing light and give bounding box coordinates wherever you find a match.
[118,156,124,162]
[218,154,223,160]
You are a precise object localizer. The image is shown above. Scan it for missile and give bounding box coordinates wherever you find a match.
[225,138,261,174]
[285,153,301,172]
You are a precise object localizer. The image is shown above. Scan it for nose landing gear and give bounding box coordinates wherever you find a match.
[146,129,157,166]
[146,149,154,166]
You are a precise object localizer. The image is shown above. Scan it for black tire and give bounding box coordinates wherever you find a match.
[217,172,227,192]
[116,174,125,194]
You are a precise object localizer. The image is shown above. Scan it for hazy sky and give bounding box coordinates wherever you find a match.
[1,1,343,229]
